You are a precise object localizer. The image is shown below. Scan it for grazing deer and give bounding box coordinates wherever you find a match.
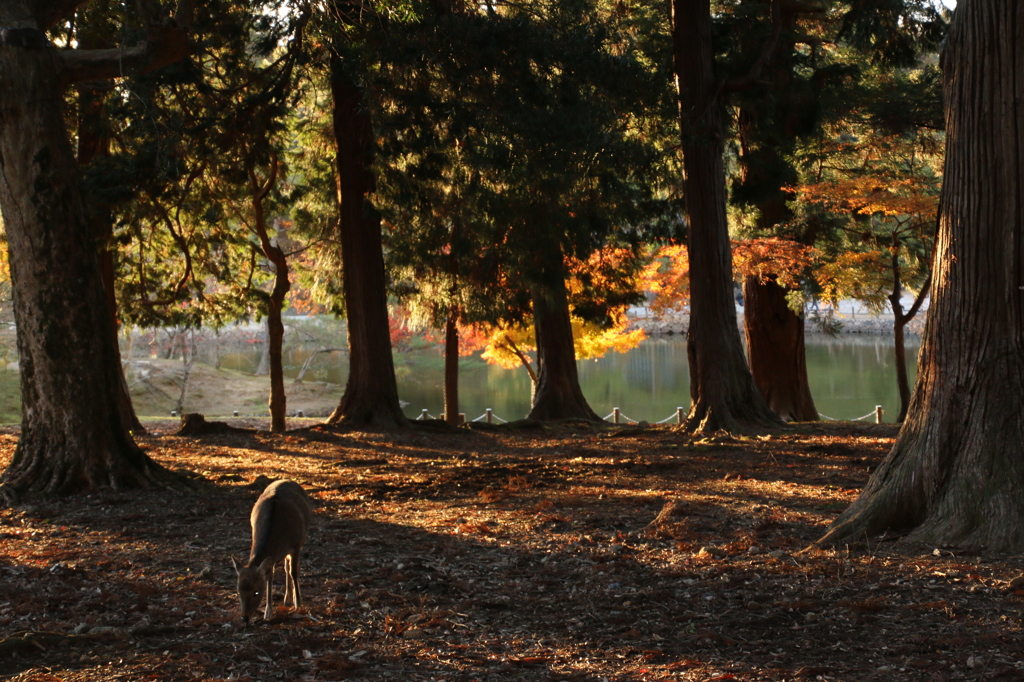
[231,479,313,622]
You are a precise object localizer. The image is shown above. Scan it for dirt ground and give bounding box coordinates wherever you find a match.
[1,420,1023,682]
[125,359,344,420]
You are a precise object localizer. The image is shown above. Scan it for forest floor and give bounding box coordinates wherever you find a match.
[1,420,1023,682]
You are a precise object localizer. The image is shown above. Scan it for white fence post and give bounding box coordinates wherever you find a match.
[875,405,884,424]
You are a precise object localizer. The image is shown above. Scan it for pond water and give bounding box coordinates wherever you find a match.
[219,333,919,424]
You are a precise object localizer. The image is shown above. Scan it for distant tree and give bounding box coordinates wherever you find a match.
[717,0,946,423]
[732,238,820,421]
[100,1,309,431]
[203,9,310,433]
[374,0,667,423]
[721,0,825,423]
[469,313,644,385]
[798,129,940,422]
[327,50,409,427]
[671,0,783,433]
[818,0,1024,550]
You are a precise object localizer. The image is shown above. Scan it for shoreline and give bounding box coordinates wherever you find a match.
[629,311,926,337]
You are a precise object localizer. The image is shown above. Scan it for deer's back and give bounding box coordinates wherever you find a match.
[249,480,313,564]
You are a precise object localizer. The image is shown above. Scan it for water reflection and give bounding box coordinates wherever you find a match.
[218,334,918,424]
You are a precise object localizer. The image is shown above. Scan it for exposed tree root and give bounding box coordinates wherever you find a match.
[0,629,121,656]
[177,413,256,436]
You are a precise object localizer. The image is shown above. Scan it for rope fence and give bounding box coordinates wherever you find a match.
[403,404,887,425]
[186,405,885,424]
[818,405,884,423]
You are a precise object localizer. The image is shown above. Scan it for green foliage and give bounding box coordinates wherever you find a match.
[364,0,676,334]
[63,0,949,351]
[76,0,311,329]
[837,0,947,67]
[704,0,947,316]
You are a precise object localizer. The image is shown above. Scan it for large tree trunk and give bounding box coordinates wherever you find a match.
[0,7,172,499]
[527,256,602,422]
[672,0,783,433]
[327,56,408,428]
[817,2,1024,550]
[743,276,818,421]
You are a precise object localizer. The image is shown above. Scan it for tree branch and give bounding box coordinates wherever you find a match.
[58,23,191,87]
[900,272,931,324]
[58,0,197,88]
[724,0,784,93]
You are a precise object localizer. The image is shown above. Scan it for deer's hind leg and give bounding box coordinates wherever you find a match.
[262,564,275,620]
[288,554,302,608]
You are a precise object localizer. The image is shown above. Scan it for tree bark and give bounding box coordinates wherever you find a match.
[672,0,784,433]
[255,317,271,376]
[817,2,1024,550]
[249,164,290,433]
[327,55,409,428]
[0,4,173,499]
[743,276,818,421]
[443,309,460,425]
[527,255,602,422]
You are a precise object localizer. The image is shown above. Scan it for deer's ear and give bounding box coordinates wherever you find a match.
[230,555,242,575]
[258,556,275,574]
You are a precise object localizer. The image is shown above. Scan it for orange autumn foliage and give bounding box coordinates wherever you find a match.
[460,247,648,375]
[731,238,818,289]
[794,176,938,221]
[642,239,817,313]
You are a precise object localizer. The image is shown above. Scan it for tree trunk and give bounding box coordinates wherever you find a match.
[327,56,408,428]
[247,159,290,433]
[891,302,910,424]
[76,8,146,435]
[255,317,271,376]
[443,309,460,425]
[527,257,602,422]
[265,291,288,432]
[736,63,819,423]
[743,276,818,421]
[250,173,290,432]
[817,2,1024,550]
[890,272,931,424]
[672,0,783,433]
[0,9,173,499]
[887,244,912,424]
